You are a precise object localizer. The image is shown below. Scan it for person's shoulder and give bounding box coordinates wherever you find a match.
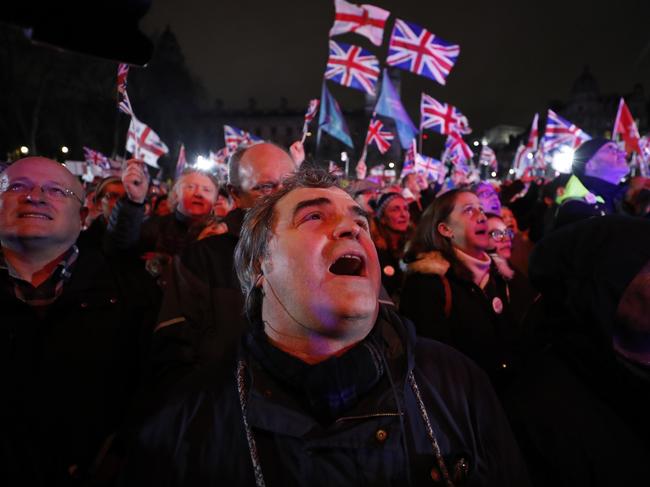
[179,232,239,273]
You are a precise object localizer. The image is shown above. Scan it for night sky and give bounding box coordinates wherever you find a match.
[142,0,650,134]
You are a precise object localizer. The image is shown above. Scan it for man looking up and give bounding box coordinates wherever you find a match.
[0,157,158,485]
[122,168,530,486]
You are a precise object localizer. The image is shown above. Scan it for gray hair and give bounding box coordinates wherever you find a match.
[234,167,342,323]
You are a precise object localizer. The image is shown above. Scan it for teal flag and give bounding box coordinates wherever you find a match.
[375,70,418,149]
[318,82,353,148]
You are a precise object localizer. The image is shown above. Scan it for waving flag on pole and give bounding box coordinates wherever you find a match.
[542,110,591,154]
[420,93,470,135]
[118,90,133,116]
[325,40,380,95]
[355,151,368,180]
[318,82,354,147]
[301,98,320,143]
[374,70,418,149]
[329,0,390,46]
[224,125,262,152]
[175,144,188,178]
[117,64,133,115]
[365,117,394,154]
[479,145,498,170]
[442,132,473,166]
[83,147,112,171]
[387,19,460,85]
[613,98,641,154]
[126,116,169,168]
[415,152,443,180]
[526,113,539,150]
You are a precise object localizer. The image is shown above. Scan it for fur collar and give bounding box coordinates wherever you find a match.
[406,251,450,276]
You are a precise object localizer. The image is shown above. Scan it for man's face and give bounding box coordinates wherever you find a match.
[586,142,629,183]
[0,157,84,249]
[100,181,125,220]
[175,173,218,218]
[475,182,501,215]
[261,187,380,341]
[232,144,296,209]
[214,192,234,218]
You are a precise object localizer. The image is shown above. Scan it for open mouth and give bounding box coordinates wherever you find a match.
[19,212,52,220]
[329,254,365,277]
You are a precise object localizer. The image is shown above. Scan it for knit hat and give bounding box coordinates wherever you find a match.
[572,137,610,176]
[93,176,122,204]
[373,191,403,218]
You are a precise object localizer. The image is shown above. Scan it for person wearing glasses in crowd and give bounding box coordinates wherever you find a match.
[77,176,125,249]
[400,189,526,394]
[0,157,159,486]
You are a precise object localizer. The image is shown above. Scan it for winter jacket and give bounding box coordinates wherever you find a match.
[400,251,524,393]
[120,304,530,487]
[0,247,160,486]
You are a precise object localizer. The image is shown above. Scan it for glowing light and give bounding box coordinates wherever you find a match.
[305,131,312,137]
[472,140,479,147]
[527,152,534,159]
[195,155,214,171]
[491,171,497,178]
[61,146,69,154]
[20,146,29,154]
[508,168,515,175]
[551,146,574,174]
[388,162,395,169]
[340,151,348,162]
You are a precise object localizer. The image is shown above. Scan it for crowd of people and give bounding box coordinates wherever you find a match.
[1,136,649,486]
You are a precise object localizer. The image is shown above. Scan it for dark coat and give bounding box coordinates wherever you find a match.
[0,248,160,486]
[399,251,524,393]
[120,305,530,487]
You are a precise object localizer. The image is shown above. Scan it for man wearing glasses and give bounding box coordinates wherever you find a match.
[0,157,159,485]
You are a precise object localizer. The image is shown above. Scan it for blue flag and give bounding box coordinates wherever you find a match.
[374,70,418,149]
[318,82,353,148]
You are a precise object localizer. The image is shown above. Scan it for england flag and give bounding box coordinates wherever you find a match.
[329,0,390,46]
[126,116,169,168]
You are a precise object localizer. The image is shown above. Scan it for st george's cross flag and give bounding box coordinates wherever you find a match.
[126,116,169,168]
[329,0,390,46]
[325,40,380,95]
[542,110,591,154]
[613,97,641,154]
[420,93,471,135]
[386,19,460,85]
[365,117,394,154]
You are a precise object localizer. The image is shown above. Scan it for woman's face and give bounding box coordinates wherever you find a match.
[441,192,489,256]
[381,196,410,233]
[500,206,518,232]
[487,217,513,259]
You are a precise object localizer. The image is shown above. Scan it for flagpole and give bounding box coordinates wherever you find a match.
[418,126,423,153]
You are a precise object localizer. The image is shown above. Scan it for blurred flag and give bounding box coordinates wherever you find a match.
[479,145,498,170]
[329,0,390,46]
[176,144,187,178]
[365,117,394,154]
[209,148,231,166]
[387,19,460,85]
[542,109,591,154]
[613,98,641,154]
[126,116,168,168]
[325,40,380,95]
[301,99,320,143]
[117,64,133,115]
[83,147,112,170]
[224,125,262,152]
[415,152,443,180]
[374,70,417,149]
[328,160,345,176]
[400,139,417,177]
[118,90,133,116]
[318,82,353,147]
[355,152,367,179]
[526,113,539,151]
[420,93,470,135]
[442,132,473,166]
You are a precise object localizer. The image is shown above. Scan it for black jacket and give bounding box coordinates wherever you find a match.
[400,251,524,393]
[120,305,530,486]
[0,248,160,486]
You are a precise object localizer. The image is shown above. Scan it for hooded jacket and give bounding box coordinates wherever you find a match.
[400,251,524,393]
[120,305,530,487]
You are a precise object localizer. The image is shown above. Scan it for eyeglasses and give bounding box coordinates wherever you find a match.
[1,180,83,205]
[488,229,515,241]
[250,182,280,195]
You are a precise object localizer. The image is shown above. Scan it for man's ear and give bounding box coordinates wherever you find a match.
[437,222,453,239]
[227,184,242,207]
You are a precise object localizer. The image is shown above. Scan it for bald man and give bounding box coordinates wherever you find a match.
[0,157,160,485]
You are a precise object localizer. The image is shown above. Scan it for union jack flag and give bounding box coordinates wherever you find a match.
[420,93,470,135]
[118,90,133,116]
[387,19,460,85]
[442,132,473,166]
[209,148,231,166]
[542,109,591,154]
[83,147,112,171]
[415,152,442,180]
[365,117,394,154]
[224,125,262,152]
[304,99,320,125]
[479,145,498,170]
[329,0,390,46]
[325,40,380,95]
[526,113,539,151]
[176,144,187,178]
[117,64,129,94]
